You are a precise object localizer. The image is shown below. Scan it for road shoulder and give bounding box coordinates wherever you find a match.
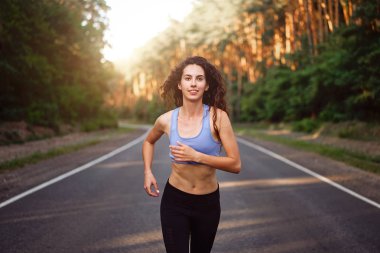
[238,134,380,207]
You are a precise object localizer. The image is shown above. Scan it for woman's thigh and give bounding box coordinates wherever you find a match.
[190,205,221,253]
[160,183,191,253]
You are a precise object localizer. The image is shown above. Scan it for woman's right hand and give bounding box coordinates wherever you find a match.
[144,171,160,197]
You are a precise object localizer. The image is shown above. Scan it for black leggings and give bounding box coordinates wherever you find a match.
[160,180,221,253]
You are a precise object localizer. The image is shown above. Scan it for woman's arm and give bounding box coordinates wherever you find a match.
[170,110,241,174]
[142,115,166,197]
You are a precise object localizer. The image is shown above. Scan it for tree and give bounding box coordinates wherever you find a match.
[0,0,115,128]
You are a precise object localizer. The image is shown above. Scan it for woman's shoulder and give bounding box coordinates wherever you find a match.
[155,109,175,127]
[209,106,228,119]
[207,106,229,126]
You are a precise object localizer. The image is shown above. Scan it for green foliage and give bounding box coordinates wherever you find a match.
[27,101,60,128]
[2,0,378,128]
[241,20,380,123]
[291,119,320,133]
[0,0,115,129]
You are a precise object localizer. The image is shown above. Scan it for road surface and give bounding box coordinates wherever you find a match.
[0,133,379,253]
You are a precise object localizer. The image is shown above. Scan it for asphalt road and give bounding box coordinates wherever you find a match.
[0,133,380,253]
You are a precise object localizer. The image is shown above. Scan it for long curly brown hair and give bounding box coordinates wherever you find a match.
[160,56,228,142]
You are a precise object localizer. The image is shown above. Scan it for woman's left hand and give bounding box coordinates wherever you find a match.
[169,141,200,162]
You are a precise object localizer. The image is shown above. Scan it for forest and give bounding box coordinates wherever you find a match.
[119,0,380,125]
[0,0,117,132]
[1,0,379,134]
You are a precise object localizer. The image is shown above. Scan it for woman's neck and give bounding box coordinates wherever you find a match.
[180,101,204,119]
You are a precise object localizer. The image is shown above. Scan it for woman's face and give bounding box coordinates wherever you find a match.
[178,64,209,102]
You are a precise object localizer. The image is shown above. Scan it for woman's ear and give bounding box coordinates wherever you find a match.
[205,84,209,91]
[178,83,182,90]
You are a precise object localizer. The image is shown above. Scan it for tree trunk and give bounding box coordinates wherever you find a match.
[334,0,339,27]
[328,0,334,31]
[309,0,318,55]
[303,0,314,59]
[340,0,350,25]
[322,0,331,35]
[318,0,324,43]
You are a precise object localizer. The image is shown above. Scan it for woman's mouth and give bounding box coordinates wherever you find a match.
[188,90,199,95]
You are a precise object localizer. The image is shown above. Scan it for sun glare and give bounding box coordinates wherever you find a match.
[103,0,195,63]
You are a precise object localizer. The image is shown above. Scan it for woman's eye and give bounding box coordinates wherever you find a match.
[185,77,191,81]
[197,77,204,81]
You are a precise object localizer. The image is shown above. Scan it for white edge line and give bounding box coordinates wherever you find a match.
[237,137,380,209]
[0,129,150,209]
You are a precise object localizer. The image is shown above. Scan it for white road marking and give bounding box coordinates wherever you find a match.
[0,130,149,209]
[237,137,380,209]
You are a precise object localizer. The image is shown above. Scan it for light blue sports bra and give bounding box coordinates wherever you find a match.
[169,104,221,165]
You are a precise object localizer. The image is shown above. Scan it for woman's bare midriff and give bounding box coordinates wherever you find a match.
[169,163,218,195]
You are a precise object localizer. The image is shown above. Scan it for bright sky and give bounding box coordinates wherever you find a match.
[103,0,195,62]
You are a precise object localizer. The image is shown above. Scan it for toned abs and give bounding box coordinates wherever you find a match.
[169,163,218,195]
